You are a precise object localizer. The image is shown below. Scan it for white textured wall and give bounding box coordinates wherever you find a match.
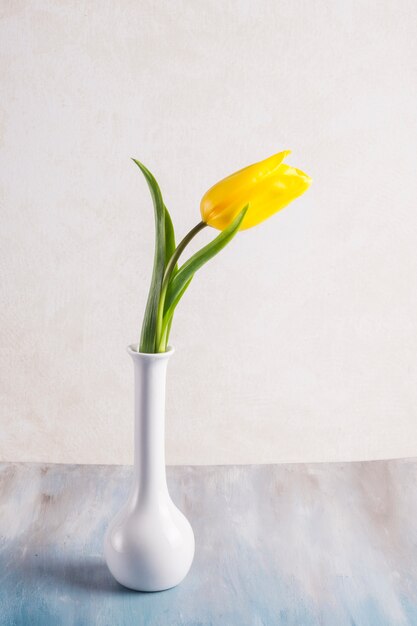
[1,0,417,465]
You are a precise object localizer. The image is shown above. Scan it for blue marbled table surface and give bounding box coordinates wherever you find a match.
[1,460,417,625]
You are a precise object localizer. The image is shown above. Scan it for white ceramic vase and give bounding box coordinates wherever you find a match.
[104,345,195,591]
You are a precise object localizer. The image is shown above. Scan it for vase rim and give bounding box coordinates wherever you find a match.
[127,345,175,359]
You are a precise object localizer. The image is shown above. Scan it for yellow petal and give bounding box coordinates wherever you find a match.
[200,151,311,231]
[240,164,312,230]
[200,151,289,226]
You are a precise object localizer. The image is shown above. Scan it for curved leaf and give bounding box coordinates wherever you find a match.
[132,159,166,353]
[160,205,177,349]
[158,276,193,351]
[164,204,176,269]
[164,205,248,315]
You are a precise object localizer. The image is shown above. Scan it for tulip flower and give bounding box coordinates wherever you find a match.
[133,151,311,353]
[200,151,312,231]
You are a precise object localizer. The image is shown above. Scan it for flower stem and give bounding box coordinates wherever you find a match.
[156,221,207,351]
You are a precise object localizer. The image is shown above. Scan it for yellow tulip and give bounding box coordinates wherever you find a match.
[200,151,312,230]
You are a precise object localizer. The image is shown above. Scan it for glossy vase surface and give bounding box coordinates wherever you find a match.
[104,346,195,591]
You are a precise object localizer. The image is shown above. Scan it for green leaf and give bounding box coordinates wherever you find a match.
[164,204,176,269]
[164,205,248,315]
[160,205,178,350]
[158,276,193,351]
[132,159,166,353]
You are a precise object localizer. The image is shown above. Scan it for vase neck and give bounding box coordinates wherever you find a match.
[129,348,173,504]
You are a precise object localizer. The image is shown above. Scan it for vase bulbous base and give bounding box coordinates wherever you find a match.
[104,496,195,592]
